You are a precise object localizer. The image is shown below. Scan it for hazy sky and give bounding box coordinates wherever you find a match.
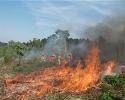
[0,0,124,43]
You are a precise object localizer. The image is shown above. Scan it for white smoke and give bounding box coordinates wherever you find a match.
[0,57,4,61]
[100,65,124,81]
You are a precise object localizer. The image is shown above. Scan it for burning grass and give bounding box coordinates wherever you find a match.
[2,43,118,100]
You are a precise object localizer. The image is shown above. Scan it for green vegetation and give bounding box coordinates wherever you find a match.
[98,90,115,100]
[0,40,28,64]
[45,91,63,100]
[97,67,125,100]
[0,30,125,99]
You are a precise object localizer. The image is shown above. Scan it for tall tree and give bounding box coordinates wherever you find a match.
[55,29,70,39]
[55,29,70,57]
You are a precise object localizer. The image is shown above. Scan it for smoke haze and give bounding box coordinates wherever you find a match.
[81,12,125,42]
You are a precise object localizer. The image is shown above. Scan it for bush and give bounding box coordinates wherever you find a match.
[21,65,33,75]
[104,75,119,89]
[66,97,82,100]
[98,90,114,100]
[122,67,125,73]
[4,55,11,64]
[12,65,21,72]
[45,91,63,100]
[104,74,125,90]
[100,82,113,92]
[117,74,125,89]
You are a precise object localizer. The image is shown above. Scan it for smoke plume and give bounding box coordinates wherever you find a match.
[82,13,125,42]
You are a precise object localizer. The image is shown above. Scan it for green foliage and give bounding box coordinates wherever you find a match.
[48,34,58,40]
[55,29,70,39]
[0,40,28,65]
[104,75,118,87]
[0,47,4,58]
[12,65,21,72]
[8,40,28,64]
[66,97,82,100]
[101,74,125,99]
[0,61,4,68]
[28,97,41,100]
[9,40,27,50]
[98,90,114,100]
[45,91,63,100]
[104,74,125,89]
[8,40,28,56]
[44,90,82,100]
[36,61,44,68]
[4,54,11,64]
[19,57,43,75]
[23,67,32,75]
[3,46,13,64]
[20,58,58,75]
[62,96,83,100]
[117,74,125,88]
[27,38,43,49]
[122,67,125,73]
[98,89,121,100]
[100,82,113,92]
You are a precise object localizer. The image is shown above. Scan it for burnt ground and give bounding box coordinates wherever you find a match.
[1,87,102,100]
[40,87,102,100]
[0,62,124,100]
[0,65,103,100]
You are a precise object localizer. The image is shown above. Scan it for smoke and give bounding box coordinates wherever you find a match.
[100,65,124,81]
[23,48,56,60]
[23,32,69,60]
[0,57,4,61]
[45,37,65,54]
[81,12,125,42]
[68,40,91,67]
[23,48,42,60]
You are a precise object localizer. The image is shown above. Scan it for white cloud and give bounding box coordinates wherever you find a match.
[90,6,111,15]
[26,1,120,39]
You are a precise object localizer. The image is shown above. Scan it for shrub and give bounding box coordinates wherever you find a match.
[98,90,114,100]
[4,55,11,64]
[104,74,125,90]
[21,65,33,75]
[66,97,82,100]
[45,90,63,100]
[12,65,20,72]
[100,82,113,92]
[104,75,119,88]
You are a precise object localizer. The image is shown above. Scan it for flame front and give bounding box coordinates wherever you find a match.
[4,43,117,100]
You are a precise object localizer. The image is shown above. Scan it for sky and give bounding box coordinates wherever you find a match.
[0,0,125,43]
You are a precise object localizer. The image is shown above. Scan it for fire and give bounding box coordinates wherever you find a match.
[107,60,117,73]
[102,60,118,76]
[3,43,117,100]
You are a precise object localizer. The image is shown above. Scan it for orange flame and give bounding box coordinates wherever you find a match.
[3,43,117,100]
[107,60,117,73]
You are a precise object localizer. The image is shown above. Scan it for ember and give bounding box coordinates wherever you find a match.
[3,43,117,100]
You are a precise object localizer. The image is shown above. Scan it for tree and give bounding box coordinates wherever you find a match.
[55,29,70,57]
[55,29,69,39]
[8,40,28,65]
[41,38,47,48]
[51,34,58,40]
[50,34,58,52]
[98,36,106,43]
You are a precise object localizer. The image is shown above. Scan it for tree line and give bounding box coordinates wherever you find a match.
[0,29,125,65]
